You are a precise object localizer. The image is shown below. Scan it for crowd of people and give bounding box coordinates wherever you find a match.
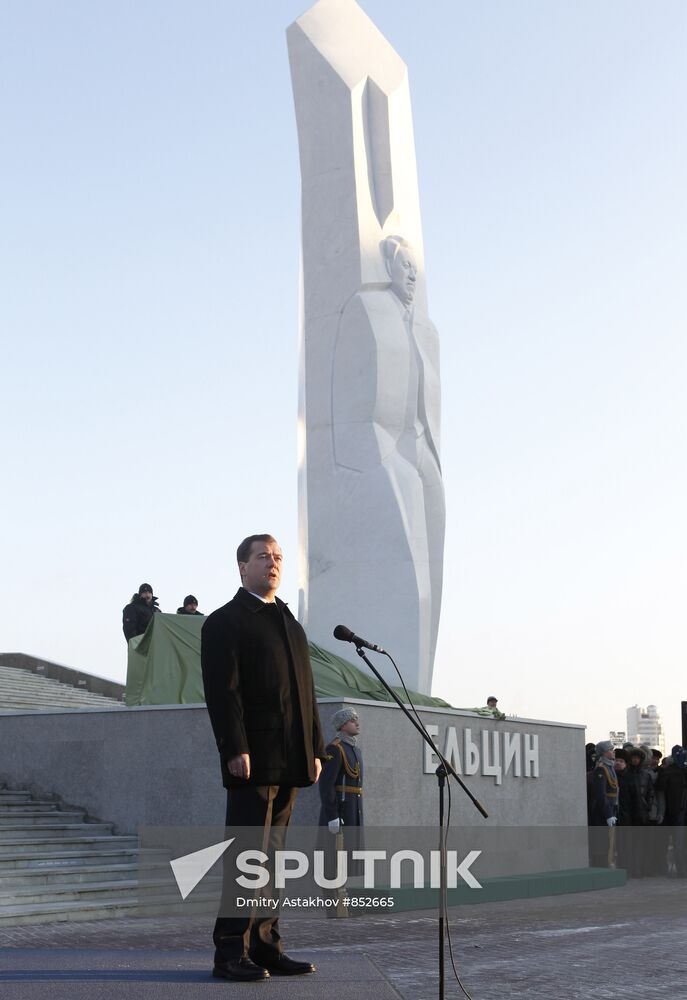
[586,738,687,878]
[122,584,203,641]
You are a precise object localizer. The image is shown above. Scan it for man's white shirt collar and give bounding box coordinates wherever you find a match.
[247,590,276,604]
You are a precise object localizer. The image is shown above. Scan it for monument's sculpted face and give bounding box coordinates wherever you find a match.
[383,236,417,306]
[287,0,445,693]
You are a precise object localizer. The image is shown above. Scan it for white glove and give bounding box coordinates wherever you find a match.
[606,816,617,827]
[328,818,341,834]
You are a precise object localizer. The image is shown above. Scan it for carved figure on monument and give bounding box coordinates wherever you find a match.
[288,0,445,692]
[332,234,444,685]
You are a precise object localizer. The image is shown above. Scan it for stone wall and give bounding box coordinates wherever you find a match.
[0,700,588,876]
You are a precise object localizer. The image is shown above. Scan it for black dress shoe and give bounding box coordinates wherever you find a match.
[252,953,316,976]
[213,957,270,981]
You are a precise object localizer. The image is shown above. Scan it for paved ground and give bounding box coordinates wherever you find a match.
[0,879,685,999]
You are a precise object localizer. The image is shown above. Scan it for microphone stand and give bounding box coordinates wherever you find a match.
[353,645,488,1000]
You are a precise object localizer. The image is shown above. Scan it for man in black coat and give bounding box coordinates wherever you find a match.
[122,583,160,641]
[201,534,325,982]
[625,746,656,876]
[613,751,631,871]
[656,753,687,876]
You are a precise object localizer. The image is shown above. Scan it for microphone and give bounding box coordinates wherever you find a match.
[333,624,386,655]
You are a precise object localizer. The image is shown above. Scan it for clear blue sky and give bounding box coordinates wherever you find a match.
[1,1,685,750]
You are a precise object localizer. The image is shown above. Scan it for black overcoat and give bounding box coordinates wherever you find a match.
[201,588,325,789]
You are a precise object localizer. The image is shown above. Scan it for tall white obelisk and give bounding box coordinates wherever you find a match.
[287,0,445,692]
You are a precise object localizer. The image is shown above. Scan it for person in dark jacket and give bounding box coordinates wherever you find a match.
[614,750,631,871]
[176,595,203,615]
[614,752,631,824]
[625,746,656,876]
[122,584,160,641]
[201,534,325,983]
[657,755,687,876]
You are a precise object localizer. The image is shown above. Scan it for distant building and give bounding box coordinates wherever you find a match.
[626,705,665,755]
[609,731,626,748]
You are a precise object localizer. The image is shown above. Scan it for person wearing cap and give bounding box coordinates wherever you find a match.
[587,740,618,867]
[122,584,161,641]
[318,708,364,835]
[482,696,506,721]
[177,595,203,616]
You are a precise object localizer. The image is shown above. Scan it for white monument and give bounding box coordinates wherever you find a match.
[287,0,445,692]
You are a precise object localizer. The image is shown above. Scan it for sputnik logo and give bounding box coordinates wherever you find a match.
[169,837,235,900]
[169,838,483,899]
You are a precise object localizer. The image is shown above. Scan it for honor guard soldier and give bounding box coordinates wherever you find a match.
[318,707,364,834]
[318,707,364,915]
[588,739,619,867]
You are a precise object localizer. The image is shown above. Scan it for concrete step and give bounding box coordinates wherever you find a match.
[0,706,120,713]
[0,706,120,711]
[1,863,139,887]
[0,680,116,692]
[0,811,85,825]
[0,847,139,870]
[0,897,142,926]
[0,694,121,705]
[0,888,219,926]
[0,800,60,811]
[0,791,34,803]
[0,683,108,696]
[0,823,113,839]
[0,663,124,711]
[0,692,119,702]
[0,835,137,856]
[0,877,160,907]
[0,777,145,925]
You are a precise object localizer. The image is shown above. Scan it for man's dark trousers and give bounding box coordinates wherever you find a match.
[214,785,298,965]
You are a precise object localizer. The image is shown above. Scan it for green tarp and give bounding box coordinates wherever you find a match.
[125,612,453,709]
[306,641,452,707]
[125,613,205,706]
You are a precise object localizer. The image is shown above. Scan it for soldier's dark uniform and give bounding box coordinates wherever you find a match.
[318,725,364,896]
[589,758,619,826]
[587,746,619,868]
[318,736,364,832]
